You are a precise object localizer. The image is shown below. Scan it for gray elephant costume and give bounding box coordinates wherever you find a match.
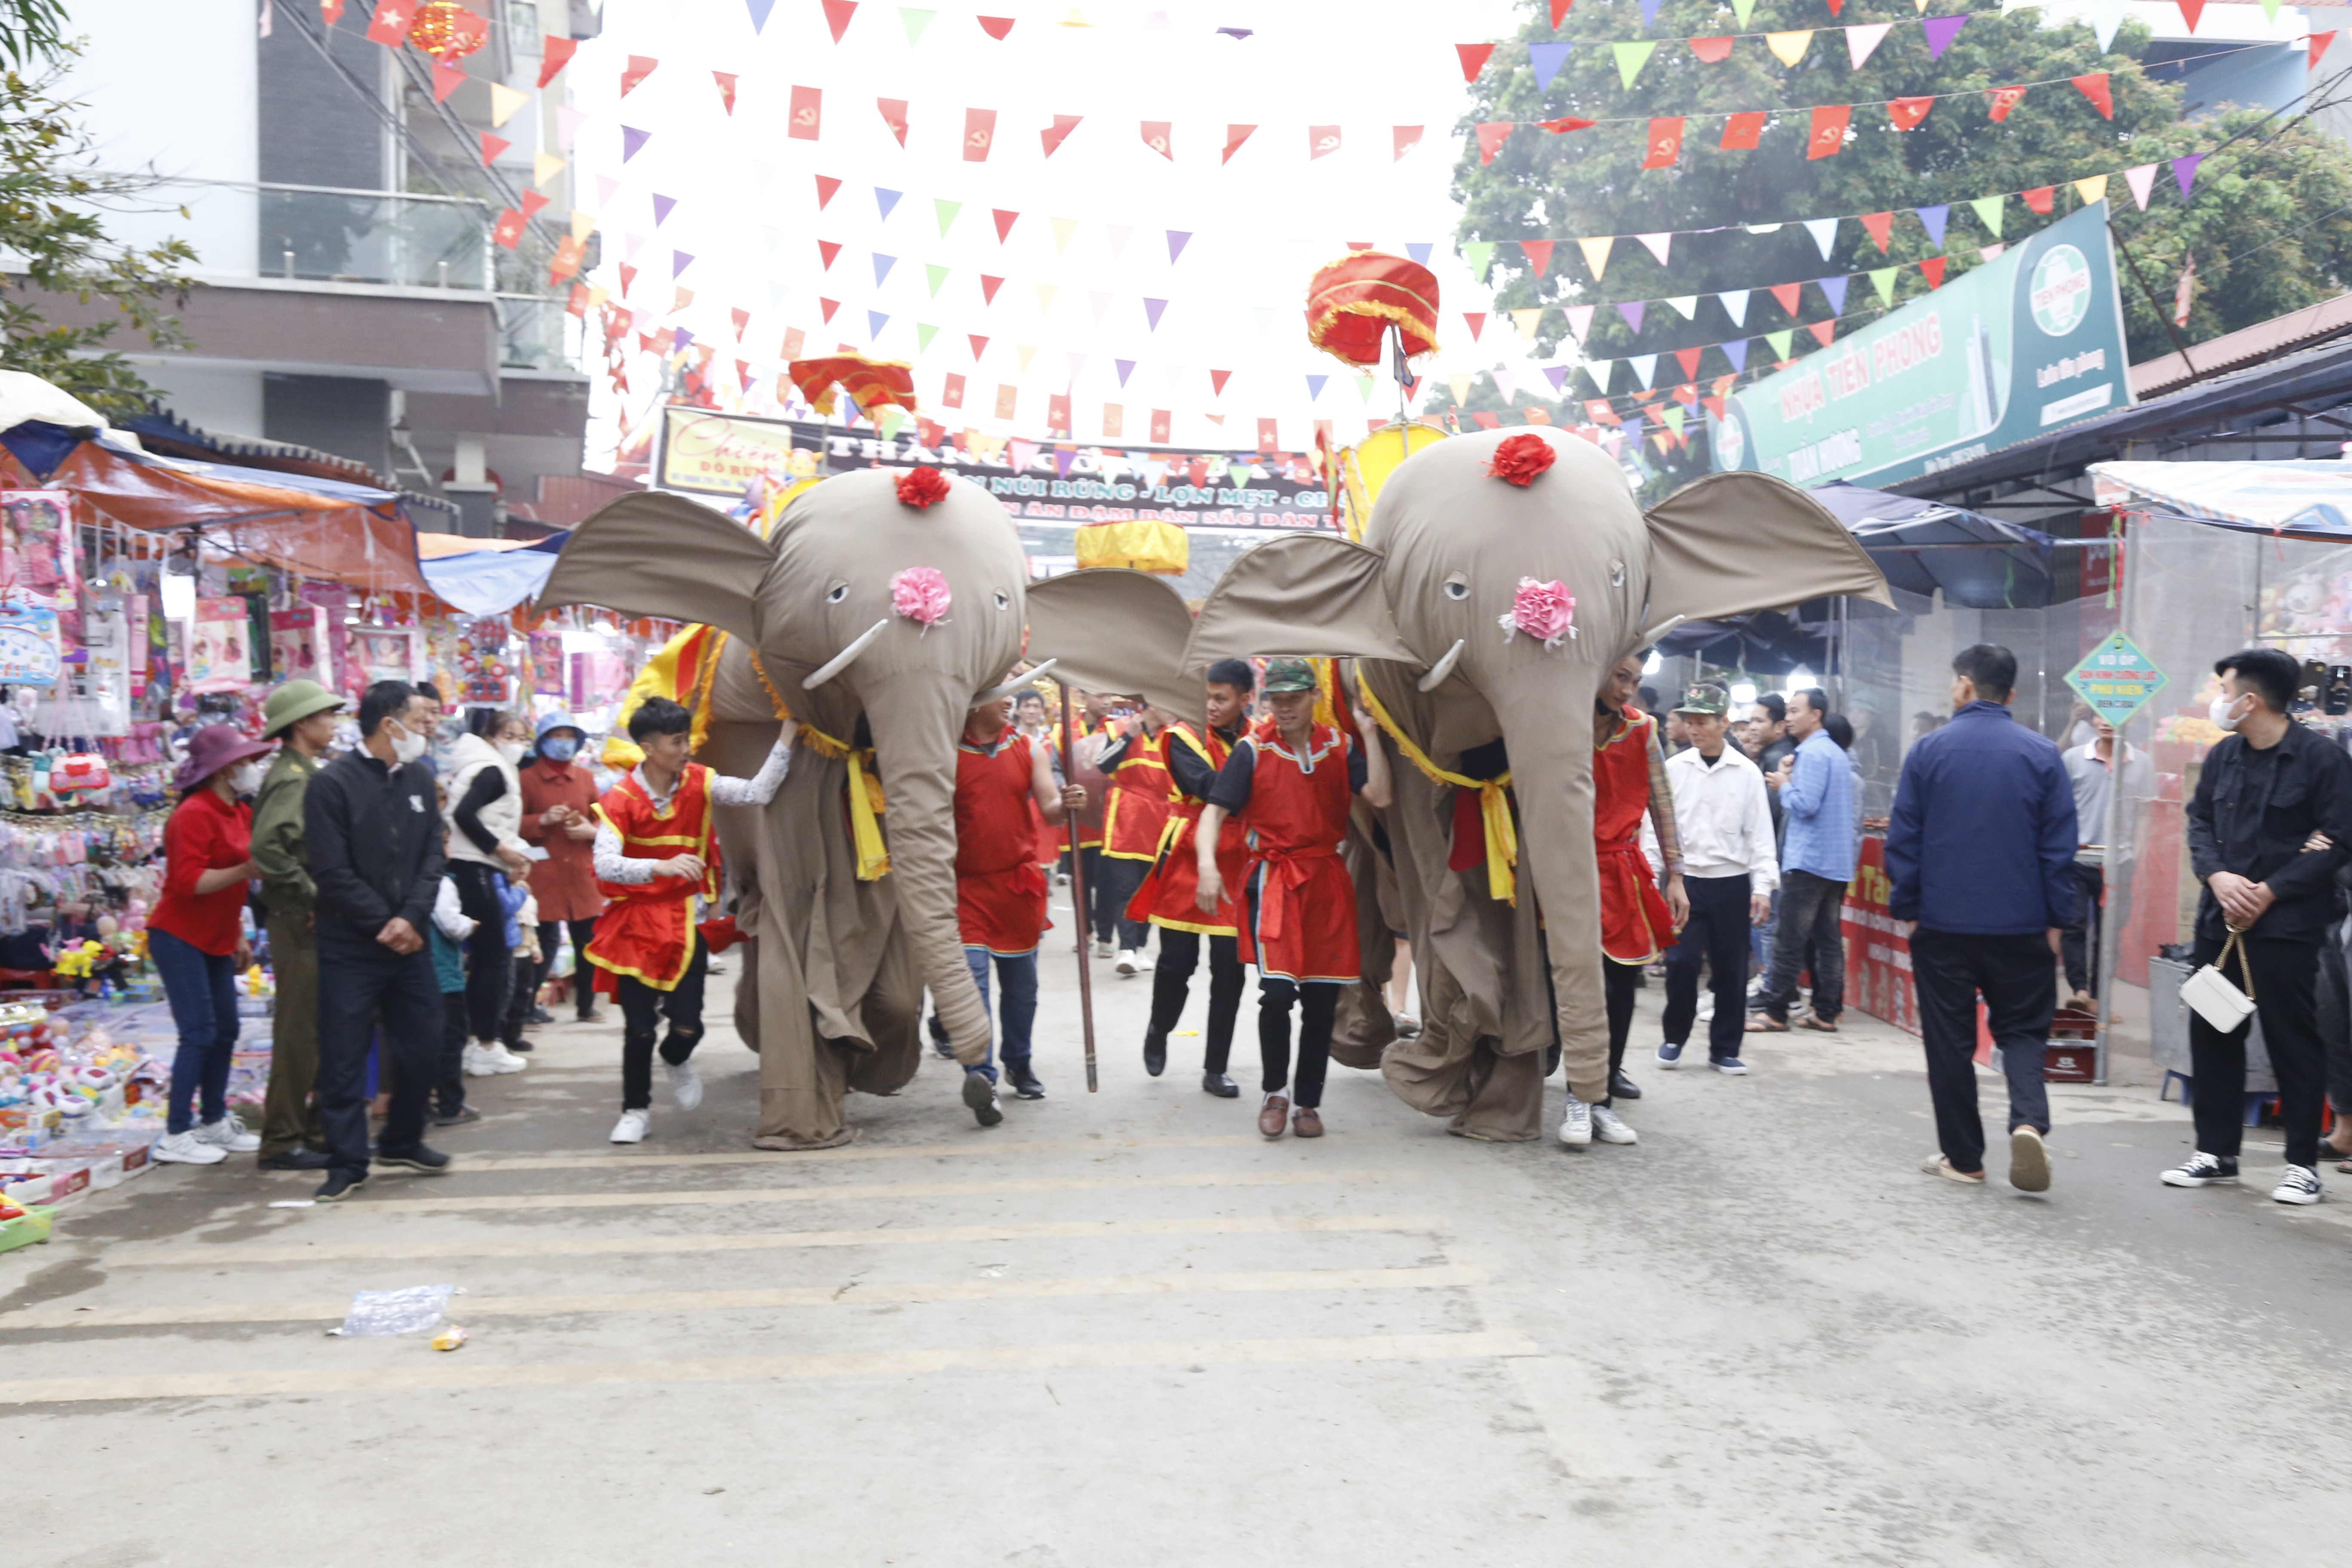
[1184,428,1890,1141]
[541,469,1109,1148]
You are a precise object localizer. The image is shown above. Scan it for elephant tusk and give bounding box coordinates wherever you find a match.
[972,659,1058,708]
[1637,614,1687,647]
[801,618,890,689]
[1415,638,1467,693]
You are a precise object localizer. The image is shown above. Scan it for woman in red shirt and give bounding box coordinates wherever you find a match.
[150,723,275,1167]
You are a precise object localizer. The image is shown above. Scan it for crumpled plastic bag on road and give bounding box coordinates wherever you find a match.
[330,1284,455,1337]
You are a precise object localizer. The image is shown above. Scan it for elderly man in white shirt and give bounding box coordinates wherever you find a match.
[1649,683,1779,1071]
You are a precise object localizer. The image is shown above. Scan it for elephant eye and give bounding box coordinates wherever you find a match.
[1443,573,1470,601]
[993,591,1010,610]
[1609,560,1626,588]
[825,582,849,603]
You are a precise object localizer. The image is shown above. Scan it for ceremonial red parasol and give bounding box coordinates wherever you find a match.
[786,353,919,418]
[1304,251,1442,368]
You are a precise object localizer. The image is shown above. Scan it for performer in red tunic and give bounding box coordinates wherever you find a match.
[1563,652,1687,1151]
[955,692,1086,1124]
[588,697,795,1145]
[1092,703,1173,976]
[1129,659,1256,1094]
[1196,658,1393,1140]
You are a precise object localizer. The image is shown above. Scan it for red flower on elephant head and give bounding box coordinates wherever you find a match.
[896,466,952,508]
[1486,432,1557,486]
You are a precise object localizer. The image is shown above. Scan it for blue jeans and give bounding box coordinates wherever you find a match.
[964,947,1038,1082]
[153,926,239,1134]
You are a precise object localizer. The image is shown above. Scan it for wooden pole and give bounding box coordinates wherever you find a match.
[1057,679,1100,1091]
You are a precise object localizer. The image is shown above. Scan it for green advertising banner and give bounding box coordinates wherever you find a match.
[1708,201,2133,488]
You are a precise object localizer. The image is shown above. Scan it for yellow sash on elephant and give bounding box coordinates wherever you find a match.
[741,644,891,882]
[1352,668,1519,906]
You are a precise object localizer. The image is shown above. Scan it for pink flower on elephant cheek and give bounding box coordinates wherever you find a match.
[1499,576,1576,649]
[890,566,952,630]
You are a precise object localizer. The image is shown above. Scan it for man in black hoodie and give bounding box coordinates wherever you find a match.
[303,680,455,1200]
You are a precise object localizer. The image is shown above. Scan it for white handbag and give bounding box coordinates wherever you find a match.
[2180,927,2258,1033]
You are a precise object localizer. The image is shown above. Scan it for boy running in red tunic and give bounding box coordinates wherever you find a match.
[955,690,1087,1124]
[1195,658,1393,1139]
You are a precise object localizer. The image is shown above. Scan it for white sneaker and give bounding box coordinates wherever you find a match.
[1115,949,1139,976]
[461,1043,502,1078]
[666,1059,703,1110]
[2274,1163,2324,1205]
[153,1129,227,1165]
[1591,1105,1639,1145]
[609,1109,650,1144]
[194,1112,261,1153]
[1558,1096,1592,1147]
[484,1042,528,1073]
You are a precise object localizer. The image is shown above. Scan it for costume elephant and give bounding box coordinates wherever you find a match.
[539,467,1115,1148]
[1184,427,1890,1141]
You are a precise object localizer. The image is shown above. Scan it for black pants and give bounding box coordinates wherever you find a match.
[2187,931,2326,1169]
[437,992,469,1116]
[1910,928,2055,1175]
[2059,862,2104,995]
[1094,855,1152,951]
[1665,873,1753,1061]
[2318,930,2352,1118]
[619,940,708,1110]
[539,917,600,1018]
[1148,928,1243,1072]
[1759,868,1847,1023]
[447,861,513,1042]
[1259,977,1338,1108]
[315,937,441,1175]
[1602,959,1638,1107]
[500,953,536,1048]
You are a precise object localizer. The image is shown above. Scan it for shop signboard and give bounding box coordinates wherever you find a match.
[2064,630,2168,727]
[655,404,1337,534]
[1709,201,2132,488]
[1841,836,1919,1035]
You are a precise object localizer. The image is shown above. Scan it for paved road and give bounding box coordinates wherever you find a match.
[12,930,2352,1566]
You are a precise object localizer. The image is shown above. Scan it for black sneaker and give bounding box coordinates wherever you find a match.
[962,1068,1003,1127]
[1006,1065,1047,1100]
[1143,1029,1168,1077]
[374,1144,454,1175]
[1202,1071,1239,1098]
[1609,1067,1643,1101]
[257,1147,332,1171]
[504,1038,534,1054]
[431,1104,482,1127]
[315,1170,367,1202]
[528,1007,556,1026]
[2161,1152,2239,1187]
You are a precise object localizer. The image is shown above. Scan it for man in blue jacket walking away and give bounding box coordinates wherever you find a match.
[1885,645,2077,1193]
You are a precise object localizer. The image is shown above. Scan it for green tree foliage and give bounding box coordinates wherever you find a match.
[1449,1,2352,487]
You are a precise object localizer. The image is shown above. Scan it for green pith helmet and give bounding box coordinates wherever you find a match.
[262,678,345,738]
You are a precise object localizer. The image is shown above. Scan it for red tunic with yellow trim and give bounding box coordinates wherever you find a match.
[585,763,720,994]
[1102,728,1172,862]
[956,730,1051,956]
[1127,722,1246,936]
[1052,718,1109,854]
[1233,720,1361,985]
[1596,707,1673,965]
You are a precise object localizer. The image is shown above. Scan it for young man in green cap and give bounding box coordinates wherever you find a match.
[249,677,345,1170]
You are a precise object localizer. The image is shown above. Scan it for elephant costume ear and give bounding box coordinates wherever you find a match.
[1640,472,1892,640]
[1184,533,1420,670]
[1026,568,1202,718]
[536,490,773,643]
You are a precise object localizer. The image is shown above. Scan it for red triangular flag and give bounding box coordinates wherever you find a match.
[731,306,751,340]
[1522,239,1555,274]
[1550,0,1571,22]
[736,358,753,391]
[1041,114,1082,157]
[1770,282,1800,315]
[1223,124,1257,164]
[537,37,577,89]
[1701,396,1726,421]
[2022,186,2055,214]
[1888,96,1933,132]
[1456,43,1495,82]
[2177,0,2203,31]
[1541,116,1598,135]
[518,190,549,219]
[713,72,738,115]
[979,275,1004,304]
[819,298,840,324]
[822,0,857,43]
[968,334,989,359]
[2071,72,2113,119]
[992,208,1019,242]
[815,175,841,208]
[1209,369,1232,397]
[1920,257,1948,289]
[1859,211,1894,252]
[1475,122,1513,165]
[480,132,510,165]
[1806,321,1836,348]
[621,55,658,95]
[1674,348,1703,382]
[1463,312,1486,341]
[878,98,909,146]
[2311,29,2337,67]
[817,239,842,269]
[618,263,638,296]
[1672,383,1697,408]
[977,15,1014,38]
[1988,86,2027,122]
[431,58,466,102]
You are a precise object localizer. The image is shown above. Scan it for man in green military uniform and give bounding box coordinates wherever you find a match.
[249,678,345,1170]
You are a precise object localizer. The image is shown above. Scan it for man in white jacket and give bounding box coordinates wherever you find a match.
[1651,684,1780,1072]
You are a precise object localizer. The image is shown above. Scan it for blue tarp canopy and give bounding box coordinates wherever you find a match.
[414,532,570,615]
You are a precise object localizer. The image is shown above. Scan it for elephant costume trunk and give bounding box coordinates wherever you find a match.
[858,671,993,1066]
[1489,660,1614,1106]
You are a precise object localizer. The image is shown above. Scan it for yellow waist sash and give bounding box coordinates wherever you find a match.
[1352,669,1518,905]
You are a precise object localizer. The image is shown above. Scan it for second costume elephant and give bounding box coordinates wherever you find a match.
[1186,428,1890,1140]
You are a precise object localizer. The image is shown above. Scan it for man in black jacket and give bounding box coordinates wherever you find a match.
[2166,647,2352,1204]
[303,680,455,1200]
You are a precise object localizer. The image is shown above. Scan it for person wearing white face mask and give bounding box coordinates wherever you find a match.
[302,681,458,1201]
[443,710,535,1075]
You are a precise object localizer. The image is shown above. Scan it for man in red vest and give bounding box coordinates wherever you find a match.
[1196,658,1393,1139]
[956,691,1087,1124]
[1092,701,1173,976]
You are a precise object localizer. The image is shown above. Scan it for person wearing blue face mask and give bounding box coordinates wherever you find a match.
[519,712,609,1024]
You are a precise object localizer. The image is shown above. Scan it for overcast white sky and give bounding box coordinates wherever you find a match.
[572,0,1529,461]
